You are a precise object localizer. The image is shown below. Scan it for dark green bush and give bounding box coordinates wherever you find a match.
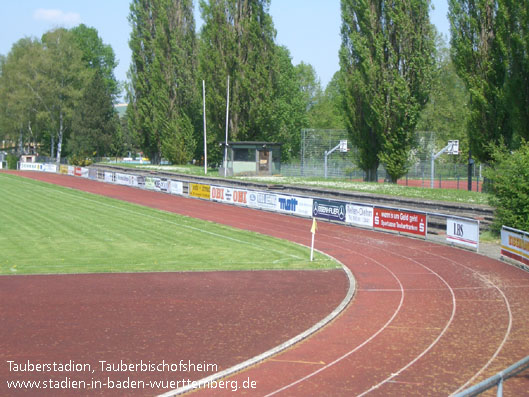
[7,154,18,169]
[484,142,529,233]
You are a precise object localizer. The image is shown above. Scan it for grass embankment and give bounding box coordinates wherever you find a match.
[0,173,337,275]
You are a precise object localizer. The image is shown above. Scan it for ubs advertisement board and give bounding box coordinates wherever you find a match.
[312,199,346,223]
[373,207,427,237]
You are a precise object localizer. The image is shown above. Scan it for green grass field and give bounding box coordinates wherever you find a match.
[0,173,338,275]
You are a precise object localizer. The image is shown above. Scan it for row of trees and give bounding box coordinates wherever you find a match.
[127,0,315,165]
[2,0,526,179]
[338,0,528,182]
[0,25,137,163]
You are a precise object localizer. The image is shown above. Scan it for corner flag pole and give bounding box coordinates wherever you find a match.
[202,80,207,175]
[310,218,317,261]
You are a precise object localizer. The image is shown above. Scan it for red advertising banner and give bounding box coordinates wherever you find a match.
[373,208,427,237]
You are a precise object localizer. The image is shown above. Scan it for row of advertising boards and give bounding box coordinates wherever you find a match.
[19,163,482,251]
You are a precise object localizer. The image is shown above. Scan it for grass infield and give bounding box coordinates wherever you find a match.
[0,173,338,275]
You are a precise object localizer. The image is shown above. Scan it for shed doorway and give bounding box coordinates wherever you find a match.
[259,150,270,174]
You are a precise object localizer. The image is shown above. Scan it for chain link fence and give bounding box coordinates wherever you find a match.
[282,129,484,191]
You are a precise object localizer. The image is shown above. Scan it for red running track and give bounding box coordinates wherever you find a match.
[3,171,529,396]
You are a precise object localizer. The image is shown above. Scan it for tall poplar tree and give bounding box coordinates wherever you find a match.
[127,0,197,164]
[449,0,511,162]
[198,0,304,163]
[340,0,435,182]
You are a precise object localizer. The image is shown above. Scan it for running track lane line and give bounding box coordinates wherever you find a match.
[6,171,521,395]
[263,232,457,397]
[326,232,514,395]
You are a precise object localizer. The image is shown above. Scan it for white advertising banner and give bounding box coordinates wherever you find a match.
[169,180,183,196]
[104,171,114,183]
[68,166,75,176]
[43,164,57,173]
[20,162,43,171]
[447,218,479,249]
[346,204,374,228]
[276,195,313,217]
[210,186,250,206]
[247,190,277,211]
[115,172,133,186]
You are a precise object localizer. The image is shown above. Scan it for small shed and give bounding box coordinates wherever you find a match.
[220,141,281,176]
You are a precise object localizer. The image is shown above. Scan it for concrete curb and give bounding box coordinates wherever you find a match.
[157,254,356,397]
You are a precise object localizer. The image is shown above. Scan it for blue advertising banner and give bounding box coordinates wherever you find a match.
[312,199,346,222]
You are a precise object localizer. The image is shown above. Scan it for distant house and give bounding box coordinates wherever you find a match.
[220,141,281,176]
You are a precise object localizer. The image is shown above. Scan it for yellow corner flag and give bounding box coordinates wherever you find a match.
[310,218,317,261]
[311,218,317,234]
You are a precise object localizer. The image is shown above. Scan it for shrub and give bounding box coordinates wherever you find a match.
[7,154,18,170]
[484,142,529,233]
[69,155,93,167]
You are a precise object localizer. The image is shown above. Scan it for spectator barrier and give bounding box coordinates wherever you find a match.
[15,163,481,252]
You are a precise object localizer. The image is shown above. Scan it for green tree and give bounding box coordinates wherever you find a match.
[308,71,346,130]
[70,24,120,99]
[503,1,529,146]
[295,62,321,112]
[199,0,304,163]
[417,34,470,162]
[340,0,435,182]
[0,38,42,155]
[272,46,307,158]
[128,0,198,164]
[39,28,88,163]
[68,70,118,158]
[485,141,529,233]
[449,0,513,162]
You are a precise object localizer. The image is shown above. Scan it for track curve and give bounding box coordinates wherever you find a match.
[6,171,529,396]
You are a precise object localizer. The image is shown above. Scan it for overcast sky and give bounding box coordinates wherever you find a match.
[1,1,450,100]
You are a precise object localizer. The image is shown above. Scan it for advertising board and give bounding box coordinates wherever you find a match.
[169,180,183,196]
[88,168,98,180]
[277,195,313,217]
[501,227,529,265]
[346,204,374,228]
[247,190,277,211]
[154,178,169,192]
[373,208,427,237]
[446,218,479,249]
[189,183,211,200]
[20,163,43,171]
[42,164,57,173]
[59,165,69,174]
[144,177,156,190]
[115,173,132,186]
[104,171,114,183]
[210,186,249,205]
[312,199,347,223]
